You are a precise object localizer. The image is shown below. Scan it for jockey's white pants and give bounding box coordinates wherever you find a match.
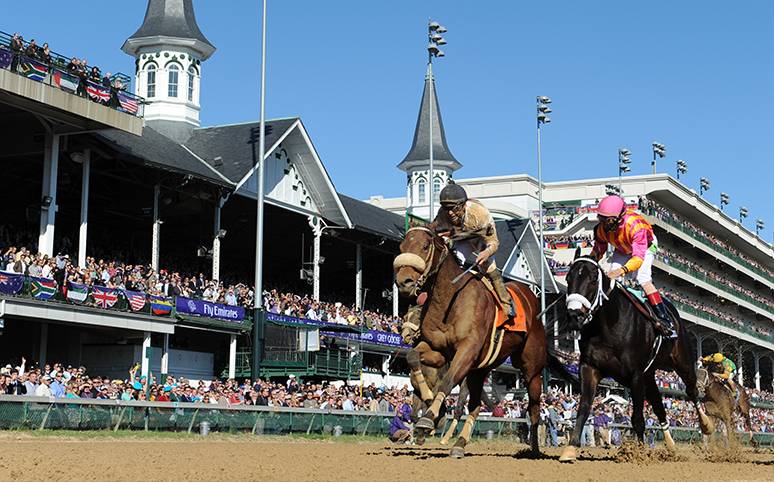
[607,246,655,287]
[452,239,497,273]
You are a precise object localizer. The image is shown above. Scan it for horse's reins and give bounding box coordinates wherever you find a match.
[565,257,615,326]
[393,227,450,296]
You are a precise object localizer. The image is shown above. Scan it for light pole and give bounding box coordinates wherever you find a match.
[536,96,551,330]
[720,192,730,211]
[618,148,631,190]
[652,141,666,174]
[252,0,268,380]
[676,159,687,180]
[755,219,765,237]
[739,206,749,224]
[427,20,447,219]
[699,177,710,197]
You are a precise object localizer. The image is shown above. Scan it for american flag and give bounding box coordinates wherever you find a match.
[117,91,139,115]
[123,290,146,312]
[92,286,119,308]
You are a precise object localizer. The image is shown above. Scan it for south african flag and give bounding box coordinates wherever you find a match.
[29,277,57,300]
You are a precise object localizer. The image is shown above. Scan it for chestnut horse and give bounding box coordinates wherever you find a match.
[394,226,547,457]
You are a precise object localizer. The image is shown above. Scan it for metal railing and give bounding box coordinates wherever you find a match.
[0,30,144,117]
[646,212,774,284]
[657,256,774,315]
[669,299,770,343]
[0,396,771,446]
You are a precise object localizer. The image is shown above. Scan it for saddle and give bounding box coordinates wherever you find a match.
[619,286,679,335]
[475,281,528,369]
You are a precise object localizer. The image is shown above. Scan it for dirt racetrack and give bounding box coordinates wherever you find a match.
[0,434,771,481]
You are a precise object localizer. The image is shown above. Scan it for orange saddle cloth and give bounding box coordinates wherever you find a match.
[494,286,528,332]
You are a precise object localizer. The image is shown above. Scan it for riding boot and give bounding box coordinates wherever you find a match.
[488,270,516,317]
[651,302,676,338]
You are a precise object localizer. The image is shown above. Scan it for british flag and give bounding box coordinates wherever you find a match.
[86,81,111,103]
[123,290,147,312]
[92,286,119,309]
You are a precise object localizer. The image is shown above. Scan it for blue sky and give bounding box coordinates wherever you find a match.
[6,1,773,239]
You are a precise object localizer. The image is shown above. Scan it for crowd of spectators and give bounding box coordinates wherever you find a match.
[640,197,774,279]
[5,31,129,109]
[1,237,401,334]
[656,249,774,310]
[544,234,593,250]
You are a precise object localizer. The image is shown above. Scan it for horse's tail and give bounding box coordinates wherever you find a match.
[546,350,580,390]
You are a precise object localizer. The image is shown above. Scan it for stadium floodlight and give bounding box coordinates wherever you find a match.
[605,184,621,196]
[739,206,748,223]
[699,177,710,197]
[651,141,666,174]
[676,159,687,179]
[426,19,448,220]
[618,147,631,190]
[536,95,554,334]
[720,192,730,210]
[755,219,765,236]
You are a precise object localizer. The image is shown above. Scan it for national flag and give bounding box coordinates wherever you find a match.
[29,276,57,300]
[19,57,48,82]
[0,271,24,295]
[91,286,119,308]
[0,49,13,70]
[52,69,79,93]
[123,290,147,312]
[117,91,139,115]
[66,281,89,303]
[86,81,111,103]
[150,295,173,316]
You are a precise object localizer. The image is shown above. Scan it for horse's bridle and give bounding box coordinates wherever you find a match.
[565,257,615,326]
[393,227,449,297]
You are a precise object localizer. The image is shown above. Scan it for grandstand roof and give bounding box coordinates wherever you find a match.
[96,125,233,187]
[123,0,215,59]
[397,63,461,172]
[338,194,404,241]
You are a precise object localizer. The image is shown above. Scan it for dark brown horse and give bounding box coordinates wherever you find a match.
[696,367,754,448]
[394,226,548,457]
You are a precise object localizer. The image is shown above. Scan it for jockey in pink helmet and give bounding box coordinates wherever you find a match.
[590,195,675,337]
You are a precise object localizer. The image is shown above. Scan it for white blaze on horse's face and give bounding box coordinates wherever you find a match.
[565,258,609,326]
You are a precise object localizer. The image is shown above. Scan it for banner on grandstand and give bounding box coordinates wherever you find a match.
[175,297,245,323]
[116,91,139,114]
[66,282,89,303]
[19,57,48,82]
[86,81,110,103]
[0,271,24,295]
[123,290,147,312]
[52,69,79,93]
[91,286,119,308]
[30,276,57,300]
[265,312,408,347]
[150,295,173,316]
[0,49,13,70]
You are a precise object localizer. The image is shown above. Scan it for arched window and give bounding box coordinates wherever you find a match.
[146,65,156,98]
[433,177,442,199]
[187,66,196,102]
[168,64,179,98]
[417,179,426,204]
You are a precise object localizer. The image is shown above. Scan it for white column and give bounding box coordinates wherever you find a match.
[228,334,237,379]
[573,335,580,354]
[141,331,151,377]
[212,203,222,281]
[160,333,169,376]
[77,149,90,267]
[392,283,399,318]
[737,346,744,386]
[38,133,60,257]
[754,354,760,391]
[355,244,363,310]
[313,225,321,302]
[554,320,559,350]
[38,322,48,368]
[152,184,161,273]
[695,334,702,359]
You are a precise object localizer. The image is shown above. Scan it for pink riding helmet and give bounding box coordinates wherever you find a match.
[597,195,626,217]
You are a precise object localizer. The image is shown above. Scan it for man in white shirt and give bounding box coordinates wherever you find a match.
[35,376,54,397]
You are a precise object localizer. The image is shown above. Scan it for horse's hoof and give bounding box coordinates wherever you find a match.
[439,438,449,446]
[559,445,577,463]
[449,446,465,459]
[415,417,435,431]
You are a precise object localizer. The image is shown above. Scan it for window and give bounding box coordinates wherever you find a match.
[146,65,156,98]
[168,64,179,98]
[417,179,426,204]
[187,66,196,101]
[433,177,442,198]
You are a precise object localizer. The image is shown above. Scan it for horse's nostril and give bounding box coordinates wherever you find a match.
[402,278,414,286]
